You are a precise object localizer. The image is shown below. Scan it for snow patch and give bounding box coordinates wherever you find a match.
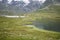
[1,15,26,18]
[3,15,19,18]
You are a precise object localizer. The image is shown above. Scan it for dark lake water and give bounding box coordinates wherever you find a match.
[32,21,60,32]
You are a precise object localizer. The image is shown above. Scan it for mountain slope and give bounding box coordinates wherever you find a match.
[0,16,60,40]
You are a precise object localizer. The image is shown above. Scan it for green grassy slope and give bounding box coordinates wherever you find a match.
[0,5,60,40]
[0,17,60,40]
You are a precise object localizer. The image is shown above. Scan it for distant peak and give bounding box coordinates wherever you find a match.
[8,0,46,3]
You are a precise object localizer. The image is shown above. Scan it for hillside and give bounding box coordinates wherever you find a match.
[28,5,60,32]
[0,16,60,40]
[0,4,60,40]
